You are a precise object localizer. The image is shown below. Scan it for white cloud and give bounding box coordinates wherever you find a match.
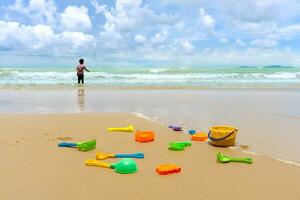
[221,0,300,23]
[91,0,108,14]
[58,31,95,52]
[233,20,277,35]
[7,0,57,25]
[170,39,195,54]
[60,6,92,32]
[0,21,55,51]
[163,0,300,23]
[97,0,176,50]
[151,31,168,44]
[134,34,146,43]
[235,38,246,47]
[250,39,278,48]
[102,0,147,33]
[0,20,95,54]
[220,38,228,43]
[199,8,215,30]
[272,24,300,40]
[180,40,195,53]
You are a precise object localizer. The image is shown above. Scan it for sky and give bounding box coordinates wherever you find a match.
[0,0,300,67]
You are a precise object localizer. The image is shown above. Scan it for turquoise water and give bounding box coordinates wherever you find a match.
[0,66,300,88]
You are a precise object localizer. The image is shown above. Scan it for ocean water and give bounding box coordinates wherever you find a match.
[0,66,300,88]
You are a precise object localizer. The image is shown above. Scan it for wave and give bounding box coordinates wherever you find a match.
[0,68,300,87]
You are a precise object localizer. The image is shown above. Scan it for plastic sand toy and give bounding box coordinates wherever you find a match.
[168,142,191,151]
[191,133,208,141]
[96,152,144,160]
[208,126,238,147]
[106,125,134,132]
[86,158,138,174]
[58,139,96,151]
[188,130,196,135]
[168,125,183,131]
[216,152,253,164]
[135,130,155,142]
[156,164,181,175]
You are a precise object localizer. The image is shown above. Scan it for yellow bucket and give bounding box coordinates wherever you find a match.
[208,125,238,147]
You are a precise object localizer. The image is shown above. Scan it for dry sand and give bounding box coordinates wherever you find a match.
[0,113,299,200]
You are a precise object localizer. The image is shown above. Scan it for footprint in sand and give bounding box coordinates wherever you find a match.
[55,136,73,141]
[239,145,250,150]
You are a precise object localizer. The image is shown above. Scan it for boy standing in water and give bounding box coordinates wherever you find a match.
[76,58,90,84]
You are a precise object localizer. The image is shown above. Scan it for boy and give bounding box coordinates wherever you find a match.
[76,58,90,84]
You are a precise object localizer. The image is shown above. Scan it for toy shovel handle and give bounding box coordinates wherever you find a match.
[58,142,77,147]
[115,153,144,158]
[86,160,112,168]
[230,157,253,164]
[107,128,121,131]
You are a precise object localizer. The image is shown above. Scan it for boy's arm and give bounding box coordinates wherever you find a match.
[85,67,90,72]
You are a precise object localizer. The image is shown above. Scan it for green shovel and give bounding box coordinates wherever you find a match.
[86,158,138,174]
[217,152,253,164]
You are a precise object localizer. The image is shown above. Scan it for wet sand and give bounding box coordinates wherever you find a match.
[0,88,300,163]
[0,113,299,200]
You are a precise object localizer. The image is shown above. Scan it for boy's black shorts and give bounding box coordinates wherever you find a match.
[78,75,84,84]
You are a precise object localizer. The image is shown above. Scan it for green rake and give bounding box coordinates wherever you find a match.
[58,139,96,152]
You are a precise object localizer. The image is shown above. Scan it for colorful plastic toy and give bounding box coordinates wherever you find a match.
[188,130,196,135]
[216,152,253,164]
[168,142,191,151]
[86,158,138,174]
[156,164,181,175]
[106,125,134,132]
[191,133,208,141]
[208,126,238,147]
[58,139,96,151]
[96,152,144,160]
[168,125,183,131]
[135,130,155,142]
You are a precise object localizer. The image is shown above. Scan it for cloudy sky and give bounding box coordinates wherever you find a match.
[0,0,300,67]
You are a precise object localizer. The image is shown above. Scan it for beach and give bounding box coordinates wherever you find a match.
[2,0,300,198]
[0,113,300,200]
[1,88,300,164]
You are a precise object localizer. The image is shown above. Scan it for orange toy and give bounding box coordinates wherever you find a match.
[156,164,181,175]
[191,132,208,141]
[135,130,155,142]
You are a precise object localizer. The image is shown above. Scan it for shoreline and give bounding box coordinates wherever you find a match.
[0,113,299,200]
[1,86,300,91]
[4,111,300,168]
[134,112,300,167]
[1,88,300,165]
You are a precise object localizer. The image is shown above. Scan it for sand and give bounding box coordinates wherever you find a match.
[0,113,299,200]
[1,88,300,163]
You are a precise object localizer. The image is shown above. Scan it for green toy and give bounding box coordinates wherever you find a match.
[86,158,138,174]
[78,140,97,151]
[112,159,138,174]
[216,152,253,164]
[58,139,96,152]
[168,142,192,151]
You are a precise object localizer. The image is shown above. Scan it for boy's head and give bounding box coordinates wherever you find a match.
[79,58,84,64]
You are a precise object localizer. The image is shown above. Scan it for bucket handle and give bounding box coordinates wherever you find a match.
[208,129,237,142]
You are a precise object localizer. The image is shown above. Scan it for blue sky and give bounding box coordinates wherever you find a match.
[0,0,300,67]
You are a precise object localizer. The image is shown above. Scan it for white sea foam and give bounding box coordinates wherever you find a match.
[0,68,300,87]
[132,112,165,126]
[275,158,300,167]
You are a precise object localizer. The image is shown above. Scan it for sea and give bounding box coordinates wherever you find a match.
[0,66,300,88]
